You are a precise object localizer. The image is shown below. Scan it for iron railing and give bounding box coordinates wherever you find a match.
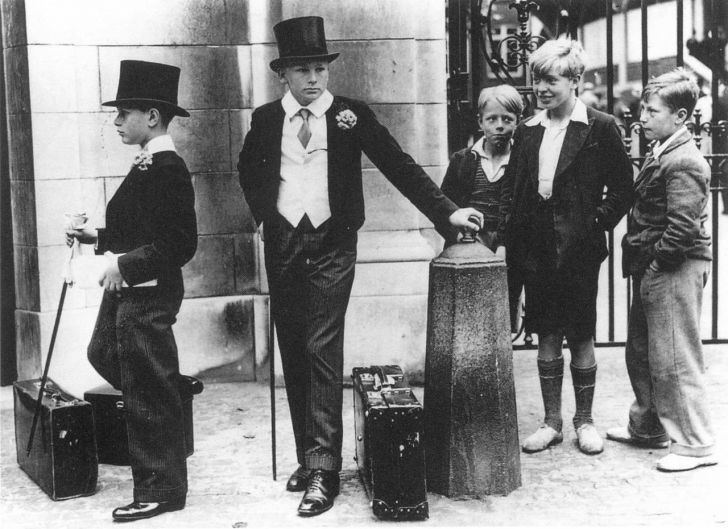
[449,0,728,346]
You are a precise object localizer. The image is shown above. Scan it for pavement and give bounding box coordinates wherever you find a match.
[1,344,727,528]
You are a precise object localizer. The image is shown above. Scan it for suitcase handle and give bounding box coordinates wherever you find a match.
[31,381,68,401]
[372,365,405,390]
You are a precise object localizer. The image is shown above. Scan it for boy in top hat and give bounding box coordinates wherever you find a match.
[65,60,197,522]
[608,69,716,472]
[238,16,483,516]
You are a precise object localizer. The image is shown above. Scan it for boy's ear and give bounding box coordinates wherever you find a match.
[147,108,161,128]
[278,69,288,85]
[676,107,689,124]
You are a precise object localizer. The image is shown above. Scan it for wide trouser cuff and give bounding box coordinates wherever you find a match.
[627,421,668,443]
[134,484,187,503]
[305,453,342,472]
[670,442,715,457]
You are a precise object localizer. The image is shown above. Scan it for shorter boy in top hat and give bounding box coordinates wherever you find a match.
[608,69,716,472]
[65,60,197,522]
[239,16,483,517]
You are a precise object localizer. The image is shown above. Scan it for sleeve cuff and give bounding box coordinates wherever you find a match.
[94,228,106,255]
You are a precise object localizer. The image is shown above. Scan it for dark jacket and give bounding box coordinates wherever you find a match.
[96,151,197,288]
[237,95,458,240]
[622,128,712,277]
[439,146,511,248]
[505,106,633,272]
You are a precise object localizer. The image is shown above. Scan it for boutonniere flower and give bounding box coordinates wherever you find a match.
[133,150,153,171]
[336,109,357,130]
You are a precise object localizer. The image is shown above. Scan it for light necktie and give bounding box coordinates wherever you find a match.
[297,108,312,149]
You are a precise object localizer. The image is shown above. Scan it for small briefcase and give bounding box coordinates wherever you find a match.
[352,365,428,520]
[84,375,203,465]
[13,378,98,500]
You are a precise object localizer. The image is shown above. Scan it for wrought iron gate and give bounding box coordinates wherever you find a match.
[446,0,728,346]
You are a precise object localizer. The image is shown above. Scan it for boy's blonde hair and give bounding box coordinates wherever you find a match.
[529,38,587,79]
[477,84,524,117]
[641,67,699,118]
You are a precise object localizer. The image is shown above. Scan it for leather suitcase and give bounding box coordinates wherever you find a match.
[84,375,203,465]
[13,378,98,500]
[352,365,428,520]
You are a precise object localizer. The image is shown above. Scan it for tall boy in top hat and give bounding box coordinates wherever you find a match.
[238,16,483,516]
[65,60,197,522]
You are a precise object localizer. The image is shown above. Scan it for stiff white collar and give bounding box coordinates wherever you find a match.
[282,90,334,120]
[144,134,176,154]
[651,126,689,160]
[525,98,589,128]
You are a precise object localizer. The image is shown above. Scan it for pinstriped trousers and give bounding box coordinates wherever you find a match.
[87,287,188,502]
[264,214,357,472]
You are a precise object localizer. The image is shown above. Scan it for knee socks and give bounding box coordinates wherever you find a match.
[571,363,597,429]
[537,357,564,432]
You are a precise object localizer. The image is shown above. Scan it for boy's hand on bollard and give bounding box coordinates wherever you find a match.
[449,208,483,232]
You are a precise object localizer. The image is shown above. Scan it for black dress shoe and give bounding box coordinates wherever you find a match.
[297,470,339,517]
[112,499,185,522]
[286,465,312,492]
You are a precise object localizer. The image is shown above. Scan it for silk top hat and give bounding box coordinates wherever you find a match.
[102,60,189,117]
[270,16,340,71]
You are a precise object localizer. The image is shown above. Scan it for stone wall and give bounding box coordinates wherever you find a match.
[1,0,449,395]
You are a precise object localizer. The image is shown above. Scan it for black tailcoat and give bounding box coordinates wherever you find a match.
[88,150,197,502]
[238,95,457,470]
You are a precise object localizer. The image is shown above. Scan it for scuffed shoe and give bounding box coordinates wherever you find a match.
[576,423,604,455]
[606,426,669,449]
[656,453,718,472]
[522,425,563,453]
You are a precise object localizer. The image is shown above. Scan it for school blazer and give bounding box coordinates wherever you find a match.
[237,95,458,240]
[96,151,197,288]
[505,106,633,271]
[621,128,712,277]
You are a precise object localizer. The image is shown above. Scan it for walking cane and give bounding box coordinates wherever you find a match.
[269,299,277,481]
[26,244,75,455]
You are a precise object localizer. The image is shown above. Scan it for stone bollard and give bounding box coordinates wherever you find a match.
[424,236,520,497]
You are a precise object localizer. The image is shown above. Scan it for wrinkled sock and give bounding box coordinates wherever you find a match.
[538,357,564,432]
[571,363,597,429]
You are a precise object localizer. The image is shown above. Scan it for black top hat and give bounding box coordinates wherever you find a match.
[270,16,340,72]
[102,60,189,117]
